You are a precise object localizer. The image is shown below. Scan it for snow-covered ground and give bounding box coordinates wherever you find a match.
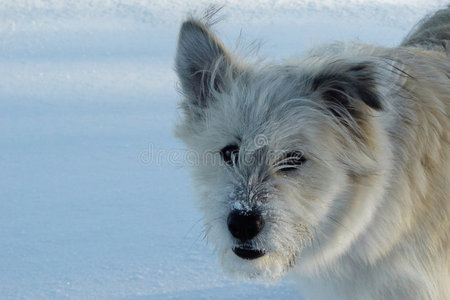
[0,1,447,299]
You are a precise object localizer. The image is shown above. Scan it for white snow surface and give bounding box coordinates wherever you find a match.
[0,0,447,299]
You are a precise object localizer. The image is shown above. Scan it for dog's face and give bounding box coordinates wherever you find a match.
[175,20,390,279]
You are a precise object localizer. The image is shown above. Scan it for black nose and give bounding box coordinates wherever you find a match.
[227,210,265,242]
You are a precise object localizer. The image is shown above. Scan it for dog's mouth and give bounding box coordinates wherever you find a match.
[232,247,266,260]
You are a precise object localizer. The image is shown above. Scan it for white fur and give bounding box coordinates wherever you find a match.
[174,7,450,300]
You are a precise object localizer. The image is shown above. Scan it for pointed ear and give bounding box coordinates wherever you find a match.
[175,19,231,112]
[312,62,383,118]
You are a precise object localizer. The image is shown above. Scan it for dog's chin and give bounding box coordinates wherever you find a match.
[220,248,296,281]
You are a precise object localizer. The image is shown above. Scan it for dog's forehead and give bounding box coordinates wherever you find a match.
[241,64,307,103]
[220,65,312,136]
[236,66,309,120]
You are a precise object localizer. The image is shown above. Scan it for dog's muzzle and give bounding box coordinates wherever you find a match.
[227,210,266,259]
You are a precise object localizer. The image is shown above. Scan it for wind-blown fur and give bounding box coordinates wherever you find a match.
[174,6,450,300]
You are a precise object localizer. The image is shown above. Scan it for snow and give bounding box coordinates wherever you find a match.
[0,0,446,299]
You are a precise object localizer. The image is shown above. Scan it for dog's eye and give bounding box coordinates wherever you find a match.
[278,151,306,172]
[220,145,239,166]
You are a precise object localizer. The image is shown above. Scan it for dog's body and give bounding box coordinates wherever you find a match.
[174,6,450,300]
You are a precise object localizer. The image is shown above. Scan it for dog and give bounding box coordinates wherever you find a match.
[174,6,450,300]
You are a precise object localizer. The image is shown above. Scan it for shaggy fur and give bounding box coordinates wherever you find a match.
[174,6,450,300]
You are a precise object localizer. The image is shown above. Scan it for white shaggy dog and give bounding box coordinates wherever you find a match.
[174,6,450,300]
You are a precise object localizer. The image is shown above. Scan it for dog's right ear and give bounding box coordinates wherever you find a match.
[175,20,232,114]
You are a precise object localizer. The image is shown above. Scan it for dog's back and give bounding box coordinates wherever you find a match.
[402,5,450,53]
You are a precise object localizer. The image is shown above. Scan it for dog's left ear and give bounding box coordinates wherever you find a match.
[312,62,383,118]
[175,19,232,114]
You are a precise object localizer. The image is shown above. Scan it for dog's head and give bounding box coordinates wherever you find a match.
[174,18,393,279]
